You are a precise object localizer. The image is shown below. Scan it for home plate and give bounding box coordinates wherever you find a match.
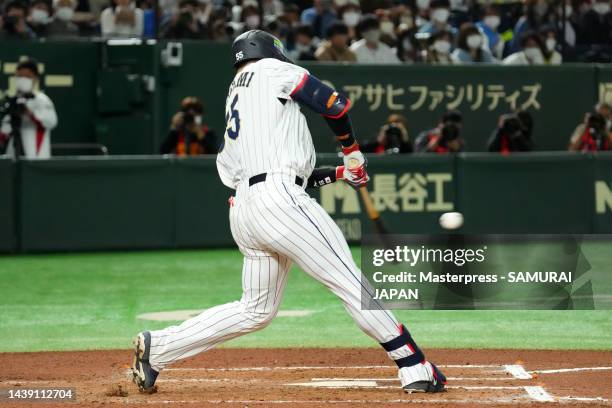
[290,380,378,388]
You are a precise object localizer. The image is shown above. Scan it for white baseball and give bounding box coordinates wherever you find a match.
[439,212,464,230]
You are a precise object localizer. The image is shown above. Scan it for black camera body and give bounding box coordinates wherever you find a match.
[3,15,20,34]
[0,92,34,156]
[384,123,403,150]
[500,114,523,139]
[440,122,460,144]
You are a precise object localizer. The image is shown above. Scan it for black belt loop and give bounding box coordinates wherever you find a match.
[248,173,304,188]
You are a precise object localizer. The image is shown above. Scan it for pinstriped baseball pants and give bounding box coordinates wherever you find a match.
[148,173,401,371]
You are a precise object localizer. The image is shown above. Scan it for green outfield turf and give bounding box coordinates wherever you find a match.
[0,248,610,352]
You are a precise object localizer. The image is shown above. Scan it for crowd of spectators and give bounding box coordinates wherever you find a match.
[0,0,610,62]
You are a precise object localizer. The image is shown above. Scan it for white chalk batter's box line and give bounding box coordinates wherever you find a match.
[121,395,609,405]
[151,364,612,405]
[163,364,505,372]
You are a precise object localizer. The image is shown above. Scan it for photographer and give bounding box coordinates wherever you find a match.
[362,114,413,154]
[415,110,465,153]
[160,97,217,156]
[568,111,612,152]
[0,58,57,159]
[487,111,534,153]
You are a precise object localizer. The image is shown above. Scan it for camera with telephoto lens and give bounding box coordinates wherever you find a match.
[384,123,403,151]
[500,114,523,139]
[586,112,607,145]
[182,109,195,126]
[3,15,20,33]
[0,92,34,155]
[440,122,459,145]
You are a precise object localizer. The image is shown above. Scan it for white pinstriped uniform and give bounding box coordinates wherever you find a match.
[148,59,420,375]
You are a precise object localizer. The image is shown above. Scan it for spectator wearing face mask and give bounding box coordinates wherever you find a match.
[476,4,505,59]
[452,23,497,63]
[45,0,80,38]
[553,0,578,48]
[240,2,261,32]
[162,0,205,39]
[414,0,432,28]
[503,31,546,65]
[315,21,357,61]
[301,0,336,38]
[1,0,36,39]
[394,5,416,31]
[577,0,612,45]
[0,58,57,159]
[396,27,420,63]
[289,24,317,61]
[539,25,562,64]
[350,14,400,64]
[509,0,552,54]
[376,9,397,47]
[100,0,143,38]
[28,0,52,36]
[338,1,360,40]
[418,0,457,38]
[425,29,454,64]
[260,0,283,20]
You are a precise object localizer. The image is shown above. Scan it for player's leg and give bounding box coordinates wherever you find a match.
[132,251,291,392]
[147,254,291,370]
[247,181,445,392]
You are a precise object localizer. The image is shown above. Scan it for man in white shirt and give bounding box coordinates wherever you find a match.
[0,58,57,159]
[350,14,400,64]
[100,0,144,38]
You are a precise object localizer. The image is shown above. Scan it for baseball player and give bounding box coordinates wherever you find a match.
[132,30,446,395]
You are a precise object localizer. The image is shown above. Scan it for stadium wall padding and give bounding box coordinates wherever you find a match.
[3,153,612,253]
[0,159,16,252]
[0,40,610,154]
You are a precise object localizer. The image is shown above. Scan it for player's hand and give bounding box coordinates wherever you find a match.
[341,144,369,188]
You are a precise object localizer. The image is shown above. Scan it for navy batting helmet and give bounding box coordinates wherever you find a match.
[231,30,292,68]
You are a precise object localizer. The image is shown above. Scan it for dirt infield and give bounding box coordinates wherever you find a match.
[0,348,611,407]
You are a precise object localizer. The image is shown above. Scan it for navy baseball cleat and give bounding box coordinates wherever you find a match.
[400,361,447,393]
[132,331,159,394]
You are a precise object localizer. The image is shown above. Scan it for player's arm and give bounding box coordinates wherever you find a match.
[306,166,345,188]
[290,73,368,188]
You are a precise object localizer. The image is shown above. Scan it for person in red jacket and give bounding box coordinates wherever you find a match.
[160,97,218,156]
[414,110,464,154]
[569,111,612,152]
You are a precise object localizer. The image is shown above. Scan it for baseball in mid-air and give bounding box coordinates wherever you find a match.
[439,212,464,230]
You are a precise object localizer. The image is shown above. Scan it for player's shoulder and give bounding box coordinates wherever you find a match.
[255,58,309,76]
[31,91,53,105]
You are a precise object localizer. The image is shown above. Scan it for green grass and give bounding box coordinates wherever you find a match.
[0,248,610,352]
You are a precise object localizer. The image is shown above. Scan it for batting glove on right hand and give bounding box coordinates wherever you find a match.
[342,144,369,188]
